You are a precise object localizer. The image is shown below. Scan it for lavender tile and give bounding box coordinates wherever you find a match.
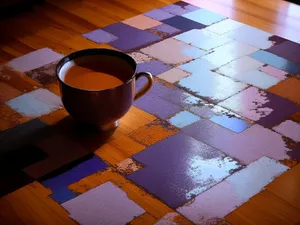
[141,38,206,65]
[182,9,227,26]
[250,50,300,74]
[273,120,300,142]
[25,61,58,85]
[178,70,248,103]
[157,67,190,83]
[266,40,300,64]
[182,120,292,164]
[123,15,162,30]
[161,2,200,15]
[50,187,77,204]
[259,65,288,81]
[6,88,62,117]
[178,157,288,224]
[205,19,244,35]
[82,29,118,44]
[127,133,242,208]
[144,9,175,21]
[224,25,273,49]
[162,16,206,32]
[210,115,251,133]
[147,24,181,38]
[219,87,300,128]
[7,48,63,73]
[137,60,172,76]
[179,58,215,73]
[169,110,200,128]
[102,23,162,51]
[62,182,145,225]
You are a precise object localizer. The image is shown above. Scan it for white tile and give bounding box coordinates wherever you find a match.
[174,29,232,50]
[157,67,190,83]
[206,19,245,35]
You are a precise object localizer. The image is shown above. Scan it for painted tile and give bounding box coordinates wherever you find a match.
[205,19,244,35]
[41,155,107,191]
[0,82,22,103]
[216,56,264,79]
[141,38,206,65]
[25,61,58,85]
[128,52,152,63]
[169,110,200,128]
[178,70,247,103]
[154,212,191,225]
[179,58,215,73]
[82,29,118,44]
[224,25,273,49]
[219,87,300,128]
[233,70,280,89]
[177,157,288,224]
[259,65,288,81]
[128,119,179,146]
[147,24,181,38]
[266,40,300,64]
[157,67,190,83]
[6,89,62,118]
[202,41,258,69]
[162,16,206,32]
[102,23,162,51]
[160,2,200,15]
[250,50,300,74]
[137,60,172,76]
[268,78,300,105]
[123,15,162,30]
[127,133,242,209]
[49,187,77,204]
[174,29,232,50]
[182,9,227,26]
[210,114,250,133]
[7,48,63,73]
[182,120,291,164]
[273,120,300,142]
[144,9,175,21]
[62,182,145,225]
[116,158,143,176]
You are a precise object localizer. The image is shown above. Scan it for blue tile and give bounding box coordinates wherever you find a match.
[169,111,200,128]
[210,115,250,133]
[162,16,206,32]
[250,50,300,74]
[182,9,226,25]
[50,187,77,204]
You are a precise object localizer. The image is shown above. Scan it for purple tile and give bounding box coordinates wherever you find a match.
[250,50,300,74]
[50,187,77,204]
[41,155,107,191]
[162,16,206,32]
[178,157,288,224]
[82,29,118,44]
[144,9,175,21]
[137,60,172,76]
[182,120,292,164]
[161,2,200,15]
[266,40,300,64]
[219,87,300,128]
[147,24,181,38]
[62,182,145,225]
[210,115,251,133]
[287,145,300,161]
[268,35,287,45]
[25,61,57,85]
[127,133,242,208]
[102,22,162,51]
[273,120,300,142]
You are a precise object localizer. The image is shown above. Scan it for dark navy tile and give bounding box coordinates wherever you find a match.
[162,16,206,32]
[127,133,242,208]
[268,35,287,45]
[250,50,300,74]
[266,40,300,64]
[50,187,77,204]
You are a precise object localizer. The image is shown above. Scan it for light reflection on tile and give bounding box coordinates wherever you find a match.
[127,133,242,209]
[123,15,162,30]
[141,38,207,65]
[259,65,288,81]
[273,120,300,142]
[158,68,190,83]
[177,157,288,224]
[62,182,145,225]
[179,58,215,74]
[205,19,244,35]
[210,114,250,133]
[169,110,200,128]
[182,9,227,26]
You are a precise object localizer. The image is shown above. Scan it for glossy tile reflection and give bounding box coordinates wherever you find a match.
[169,110,200,128]
[182,9,227,26]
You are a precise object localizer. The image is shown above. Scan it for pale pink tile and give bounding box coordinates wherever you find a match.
[157,67,190,83]
[129,52,152,63]
[177,157,288,225]
[123,15,162,30]
[273,120,300,142]
[141,38,207,65]
[205,19,244,35]
[259,65,288,81]
[7,48,63,73]
[62,182,145,225]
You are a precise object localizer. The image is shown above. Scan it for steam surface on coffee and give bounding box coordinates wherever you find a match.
[59,54,134,91]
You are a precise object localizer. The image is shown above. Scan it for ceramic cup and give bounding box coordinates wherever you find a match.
[56,48,153,131]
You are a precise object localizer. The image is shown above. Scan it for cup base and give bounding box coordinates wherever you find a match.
[98,120,120,131]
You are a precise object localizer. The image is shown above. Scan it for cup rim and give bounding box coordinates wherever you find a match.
[55,48,137,92]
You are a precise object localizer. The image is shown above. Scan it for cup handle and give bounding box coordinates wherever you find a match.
[134,72,153,100]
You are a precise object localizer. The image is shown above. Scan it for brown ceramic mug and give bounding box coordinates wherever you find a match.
[56,48,153,131]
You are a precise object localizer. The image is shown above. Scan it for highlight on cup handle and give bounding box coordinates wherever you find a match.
[134,72,153,100]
